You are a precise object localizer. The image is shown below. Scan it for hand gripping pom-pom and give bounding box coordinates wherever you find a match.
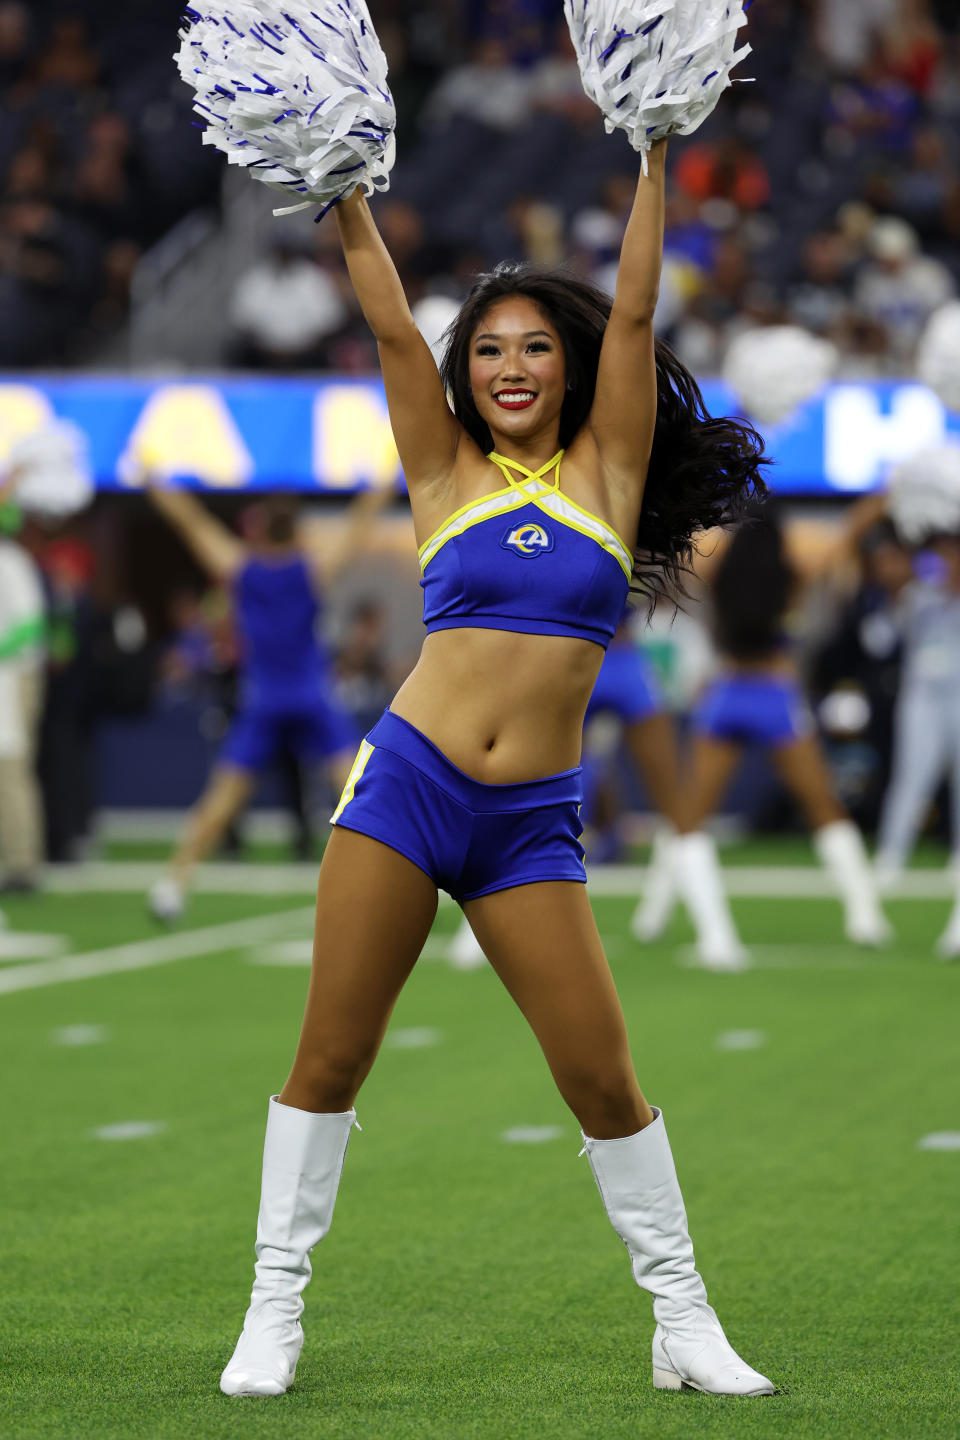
[7,420,95,519]
[887,443,960,546]
[564,0,752,167]
[917,302,960,415]
[722,326,838,429]
[176,0,396,218]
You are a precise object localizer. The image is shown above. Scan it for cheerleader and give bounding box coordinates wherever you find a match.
[676,504,890,969]
[147,484,389,921]
[182,0,777,1401]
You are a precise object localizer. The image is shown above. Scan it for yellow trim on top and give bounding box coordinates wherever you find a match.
[489,450,564,491]
[417,481,515,565]
[417,450,635,578]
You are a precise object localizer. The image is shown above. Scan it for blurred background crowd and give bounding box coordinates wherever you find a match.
[0,0,958,884]
[1,0,958,372]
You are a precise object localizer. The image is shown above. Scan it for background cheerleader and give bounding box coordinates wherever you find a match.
[675,502,890,968]
[146,480,390,921]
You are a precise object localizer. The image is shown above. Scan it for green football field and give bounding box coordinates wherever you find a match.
[1,859,959,1440]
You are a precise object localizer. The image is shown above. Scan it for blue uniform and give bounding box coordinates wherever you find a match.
[692,672,813,748]
[332,451,632,898]
[221,555,355,773]
[586,642,663,726]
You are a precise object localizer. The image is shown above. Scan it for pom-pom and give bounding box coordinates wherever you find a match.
[176,0,395,218]
[887,443,960,546]
[917,302,960,415]
[722,326,838,428]
[564,0,751,165]
[7,420,94,519]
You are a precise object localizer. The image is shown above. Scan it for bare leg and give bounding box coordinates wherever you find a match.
[768,733,845,832]
[221,828,439,1398]
[282,827,439,1111]
[169,765,256,889]
[464,879,774,1396]
[624,712,685,827]
[771,735,890,945]
[465,881,651,1137]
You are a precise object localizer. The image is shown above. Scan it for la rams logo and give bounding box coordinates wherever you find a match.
[501,522,554,557]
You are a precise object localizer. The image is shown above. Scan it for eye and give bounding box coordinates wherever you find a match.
[475,343,499,357]
[527,340,551,354]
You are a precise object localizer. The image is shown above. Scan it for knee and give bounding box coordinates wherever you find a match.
[286,1039,376,1112]
[556,1060,646,1139]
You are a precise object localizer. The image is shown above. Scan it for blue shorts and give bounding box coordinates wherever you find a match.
[586,646,663,725]
[693,674,813,748]
[221,692,356,773]
[330,710,586,903]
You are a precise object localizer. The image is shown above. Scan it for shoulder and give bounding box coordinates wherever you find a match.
[562,428,639,541]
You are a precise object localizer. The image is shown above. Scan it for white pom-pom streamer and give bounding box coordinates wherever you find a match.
[722,326,838,428]
[917,302,960,415]
[564,0,751,167]
[887,443,960,546]
[176,0,395,218]
[7,421,95,519]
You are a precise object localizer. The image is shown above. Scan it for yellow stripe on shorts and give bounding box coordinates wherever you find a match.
[330,739,375,824]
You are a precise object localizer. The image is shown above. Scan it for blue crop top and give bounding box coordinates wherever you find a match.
[419,451,632,649]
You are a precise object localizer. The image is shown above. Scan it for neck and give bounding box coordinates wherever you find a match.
[487,423,562,470]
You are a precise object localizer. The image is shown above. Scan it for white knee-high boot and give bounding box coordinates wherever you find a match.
[582,1110,774,1396]
[220,1096,357,1397]
[813,820,892,946]
[630,824,678,942]
[673,832,748,970]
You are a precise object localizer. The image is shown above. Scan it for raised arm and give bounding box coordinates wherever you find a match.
[300,483,396,588]
[587,143,666,496]
[147,485,245,583]
[335,191,461,489]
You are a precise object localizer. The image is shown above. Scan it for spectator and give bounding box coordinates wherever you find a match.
[854,215,955,358]
[421,37,531,133]
[230,236,348,370]
[0,505,45,891]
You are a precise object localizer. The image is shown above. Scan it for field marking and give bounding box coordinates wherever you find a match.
[42,860,958,901]
[93,1121,166,1142]
[387,1027,442,1049]
[916,1132,960,1151]
[51,1024,109,1047]
[0,931,66,960]
[248,939,314,966]
[0,907,315,997]
[716,1029,767,1051]
[675,943,908,972]
[501,1126,565,1145]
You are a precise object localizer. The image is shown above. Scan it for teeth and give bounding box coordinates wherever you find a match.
[497,393,534,405]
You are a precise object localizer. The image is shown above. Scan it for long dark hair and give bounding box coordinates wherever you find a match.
[711,500,794,660]
[439,262,769,603]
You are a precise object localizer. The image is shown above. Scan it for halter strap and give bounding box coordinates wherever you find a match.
[488,450,564,494]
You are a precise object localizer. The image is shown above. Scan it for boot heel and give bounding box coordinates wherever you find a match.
[653,1364,684,1391]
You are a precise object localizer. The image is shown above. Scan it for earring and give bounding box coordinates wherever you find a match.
[567,381,574,392]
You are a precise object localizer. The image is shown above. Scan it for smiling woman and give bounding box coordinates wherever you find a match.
[198,0,776,1409]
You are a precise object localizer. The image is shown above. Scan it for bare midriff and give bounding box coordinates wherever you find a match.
[390,628,605,783]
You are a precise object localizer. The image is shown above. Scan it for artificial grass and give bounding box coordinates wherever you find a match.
[1,889,958,1439]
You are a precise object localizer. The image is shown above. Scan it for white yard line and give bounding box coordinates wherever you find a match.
[0,907,315,997]
[41,861,957,900]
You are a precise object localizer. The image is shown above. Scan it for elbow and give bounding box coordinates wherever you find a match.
[614,290,659,328]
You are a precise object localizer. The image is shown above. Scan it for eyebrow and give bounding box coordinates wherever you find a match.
[474,330,554,342]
